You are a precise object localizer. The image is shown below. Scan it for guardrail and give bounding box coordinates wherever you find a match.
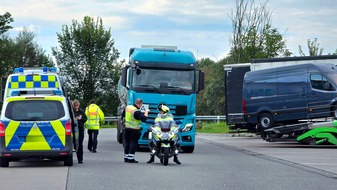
[105,115,226,124]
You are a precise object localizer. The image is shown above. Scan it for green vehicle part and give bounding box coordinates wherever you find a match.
[297,127,337,145]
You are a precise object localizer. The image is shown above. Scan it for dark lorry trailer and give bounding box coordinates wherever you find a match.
[243,63,337,131]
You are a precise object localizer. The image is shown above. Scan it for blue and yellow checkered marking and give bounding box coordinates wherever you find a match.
[2,120,68,151]
[7,74,60,96]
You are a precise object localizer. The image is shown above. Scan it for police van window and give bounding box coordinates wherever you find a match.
[310,74,334,91]
[5,100,65,121]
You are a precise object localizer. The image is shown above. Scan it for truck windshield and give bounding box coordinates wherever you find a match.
[131,68,195,94]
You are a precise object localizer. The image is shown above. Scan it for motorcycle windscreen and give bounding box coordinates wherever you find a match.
[157,120,174,132]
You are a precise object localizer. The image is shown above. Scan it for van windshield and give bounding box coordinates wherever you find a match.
[327,72,337,86]
[5,100,65,121]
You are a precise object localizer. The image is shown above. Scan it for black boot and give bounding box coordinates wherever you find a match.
[173,155,181,164]
[147,155,155,164]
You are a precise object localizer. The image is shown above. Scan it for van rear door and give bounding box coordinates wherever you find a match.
[4,99,67,151]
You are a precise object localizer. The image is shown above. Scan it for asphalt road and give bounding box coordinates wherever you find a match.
[1,129,337,190]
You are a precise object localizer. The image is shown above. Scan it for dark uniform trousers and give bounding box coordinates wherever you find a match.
[123,128,141,156]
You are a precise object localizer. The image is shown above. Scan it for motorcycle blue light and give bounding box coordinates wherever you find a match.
[43,67,48,72]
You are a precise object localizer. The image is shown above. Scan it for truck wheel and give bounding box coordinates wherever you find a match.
[258,113,274,129]
[181,146,194,153]
[117,128,123,144]
[0,157,9,167]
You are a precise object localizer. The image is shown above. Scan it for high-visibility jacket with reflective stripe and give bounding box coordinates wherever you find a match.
[155,113,174,123]
[85,104,104,130]
[125,105,141,130]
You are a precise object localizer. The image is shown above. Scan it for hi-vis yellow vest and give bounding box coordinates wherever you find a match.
[125,105,141,129]
[155,113,174,123]
[85,104,104,130]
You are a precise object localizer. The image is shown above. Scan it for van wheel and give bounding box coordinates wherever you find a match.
[332,106,337,119]
[0,157,9,167]
[258,113,274,129]
[64,154,73,166]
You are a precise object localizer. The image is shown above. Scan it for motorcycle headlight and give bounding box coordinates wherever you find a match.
[182,123,193,132]
[152,128,162,136]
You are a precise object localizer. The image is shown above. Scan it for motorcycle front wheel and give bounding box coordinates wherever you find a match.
[163,147,170,166]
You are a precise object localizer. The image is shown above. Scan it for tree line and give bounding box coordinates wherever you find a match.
[1,0,337,116]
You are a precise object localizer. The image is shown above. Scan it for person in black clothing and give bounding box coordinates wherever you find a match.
[73,100,87,164]
[123,98,150,163]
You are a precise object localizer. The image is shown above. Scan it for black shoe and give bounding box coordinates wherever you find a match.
[128,159,138,163]
[88,148,92,152]
[173,156,181,165]
[124,158,129,163]
[78,161,83,164]
[147,156,155,164]
[92,150,97,153]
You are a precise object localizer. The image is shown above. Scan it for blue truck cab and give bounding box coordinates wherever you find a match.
[117,46,204,153]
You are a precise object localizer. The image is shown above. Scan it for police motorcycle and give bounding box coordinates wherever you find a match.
[148,119,183,166]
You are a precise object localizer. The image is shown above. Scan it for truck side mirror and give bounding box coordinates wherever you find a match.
[198,70,205,92]
[121,67,127,87]
[135,66,141,75]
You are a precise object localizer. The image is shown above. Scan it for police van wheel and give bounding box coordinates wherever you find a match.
[258,113,274,129]
[0,157,9,167]
[64,154,73,166]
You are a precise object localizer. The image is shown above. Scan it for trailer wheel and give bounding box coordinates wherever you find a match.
[258,113,274,129]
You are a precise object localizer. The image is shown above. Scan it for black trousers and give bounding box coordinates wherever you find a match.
[76,127,84,162]
[124,128,141,156]
[87,129,99,151]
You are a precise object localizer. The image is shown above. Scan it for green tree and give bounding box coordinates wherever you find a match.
[0,12,13,36]
[228,0,291,63]
[332,49,337,55]
[0,11,14,96]
[196,0,291,116]
[299,38,324,56]
[197,58,226,115]
[197,58,215,115]
[15,28,53,67]
[52,16,121,115]
[0,28,53,77]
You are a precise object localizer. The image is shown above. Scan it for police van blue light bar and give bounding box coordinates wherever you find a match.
[13,67,58,74]
[53,90,63,95]
[50,67,57,72]
[10,91,21,96]
[13,67,24,73]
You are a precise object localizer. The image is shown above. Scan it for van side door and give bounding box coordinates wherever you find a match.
[277,69,309,122]
[308,74,335,118]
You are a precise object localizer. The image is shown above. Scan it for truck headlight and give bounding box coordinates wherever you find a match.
[182,123,193,132]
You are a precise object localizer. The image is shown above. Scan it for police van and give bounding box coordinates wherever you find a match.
[0,67,78,167]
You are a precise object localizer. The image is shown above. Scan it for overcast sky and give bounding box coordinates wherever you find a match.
[1,0,337,62]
